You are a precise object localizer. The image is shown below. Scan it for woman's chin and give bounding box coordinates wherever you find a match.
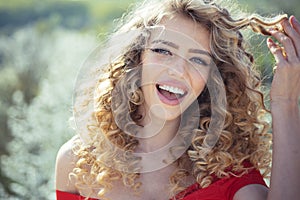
[149,104,182,122]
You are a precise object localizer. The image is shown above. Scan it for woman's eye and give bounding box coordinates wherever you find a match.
[189,57,208,66]
[150,48,172,56]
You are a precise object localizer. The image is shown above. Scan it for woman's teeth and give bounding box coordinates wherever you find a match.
[158,85,185,95]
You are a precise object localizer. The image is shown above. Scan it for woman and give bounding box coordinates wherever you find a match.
[56,0,300,199]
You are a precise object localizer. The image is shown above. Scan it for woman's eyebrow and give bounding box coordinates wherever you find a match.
[188,49,212,57]
[151,39,179,49]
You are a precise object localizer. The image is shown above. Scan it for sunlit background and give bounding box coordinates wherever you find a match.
[0,0,299,199]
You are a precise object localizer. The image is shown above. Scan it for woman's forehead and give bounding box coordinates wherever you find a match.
[148,15,211,51]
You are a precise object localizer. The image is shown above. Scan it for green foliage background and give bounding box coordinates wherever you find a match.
[0,0,299,199]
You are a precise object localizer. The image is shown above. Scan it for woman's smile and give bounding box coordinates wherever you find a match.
[156,81,188,106]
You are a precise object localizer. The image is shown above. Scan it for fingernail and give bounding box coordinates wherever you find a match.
[269,29,276,34]
[269,26,279,33]
[267,38,274,45]
[291,15,299,23]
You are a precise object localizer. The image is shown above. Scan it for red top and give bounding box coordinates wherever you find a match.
[56,167,267,200]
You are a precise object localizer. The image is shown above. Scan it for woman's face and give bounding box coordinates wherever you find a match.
[141,14,212,121]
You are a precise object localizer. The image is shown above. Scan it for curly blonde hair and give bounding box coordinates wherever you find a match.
[70,0,287,198]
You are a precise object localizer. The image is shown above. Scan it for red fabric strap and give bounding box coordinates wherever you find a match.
[178,167,267,200]
[56,190,97,200]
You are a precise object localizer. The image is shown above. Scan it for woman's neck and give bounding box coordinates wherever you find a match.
[136,108,180,153]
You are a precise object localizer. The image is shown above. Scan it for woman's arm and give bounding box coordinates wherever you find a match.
[55,136,78,193]
[268,101,300,199]
[266,15,300,200]
[234,15,300,200]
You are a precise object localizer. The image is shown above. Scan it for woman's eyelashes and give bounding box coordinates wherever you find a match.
[189,57,208,66]
[150,47,209,67]
[150,48,172,56]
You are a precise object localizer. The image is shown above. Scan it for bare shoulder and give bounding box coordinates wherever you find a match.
[55,135,80,193]
[233,184,269,200]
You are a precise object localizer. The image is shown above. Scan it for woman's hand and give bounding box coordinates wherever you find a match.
[267,16,300,103]
[265,16,300,200]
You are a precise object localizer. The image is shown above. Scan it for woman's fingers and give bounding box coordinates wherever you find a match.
[270,25,298,62]
[281,16,300,57]
[267,38,287,65]
[291,16,300,35]
[267,16,300,102]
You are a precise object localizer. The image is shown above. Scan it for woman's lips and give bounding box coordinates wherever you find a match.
[156,83,187,106]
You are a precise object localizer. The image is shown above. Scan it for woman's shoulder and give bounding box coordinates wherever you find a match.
[55,135,80,193]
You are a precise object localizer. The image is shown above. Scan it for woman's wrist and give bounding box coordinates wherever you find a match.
[270,99,299,112]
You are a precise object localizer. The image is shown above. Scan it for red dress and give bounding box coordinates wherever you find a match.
[56,166,267,200]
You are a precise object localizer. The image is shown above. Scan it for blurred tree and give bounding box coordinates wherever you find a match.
[0,0,136,198]
[0,26,51,157]
[0,27,98,199]
[0,1,90,35]
[239,0,300,16]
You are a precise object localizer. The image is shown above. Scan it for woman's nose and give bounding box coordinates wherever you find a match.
[167,56,188,78]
